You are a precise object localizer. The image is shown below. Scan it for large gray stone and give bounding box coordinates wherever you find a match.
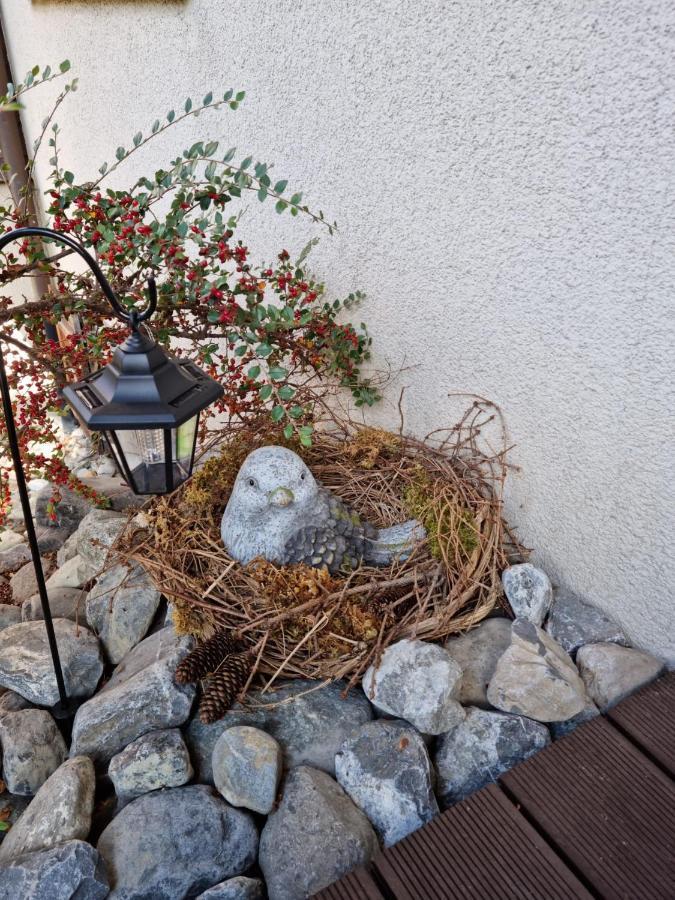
[86,562,161,664]
[576,642,664,711]
[0,839,108,899]
[434,707,550,808]
[501,563,552,625]
[213,726,281,814]
[35,524,72,554]
[97,784,258,899]
[362,639,464,735]
[0,709,67,795]
[445,617,512,706]
[0,605,21,632]
[9,559,55,605]
[108,728,193,801]
[0,619,103,706]
[259,766,378,900]
[197,876,264,899]
[56,530,80,568]
[70,626,195,762]
[487,618,588,722]
[0,690,30,714]
[22,587,83,623]
[0,544,30,575]
[34,485,92,534]
[45,554,96,591]
[76,508,127,572]
[335,719,438,847]
[185,678,373,782]
[545,589,627,655]
[0,756,95,862]
[0,531,24,553]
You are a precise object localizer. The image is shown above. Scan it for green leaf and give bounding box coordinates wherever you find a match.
[289,405,304,419]
[43,65,51,79]
[115,146,126,161]
[63,171,74,185]
[257,187,268,202]
[98,162,108,175]
[167,109,175,123]
[224,146,236,162]
[271,404,285,422]
[299,424,313,447]
[59,60,71,73]
[133,131,142,147]
[283,423,294,440]
[248,365,261,380]
[274,179,288,194]
[203,91,213,105]
[290,192,303,205]
[207,309,220,323]
[229,101,239,110]
[240,156,252,170]
[151,119,160,134]
[257,342,273,358]
[0,821,9,833]
[275,200,288,214]
[184,97,193,113]
[259,384,273,402]
[278,384,295,401]
[176,222,188,238]
[235,90,246,101]
[268,365,287,381]
[223,89,233,101]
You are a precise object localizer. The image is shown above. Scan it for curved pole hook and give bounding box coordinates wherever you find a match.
[0,226,157,327]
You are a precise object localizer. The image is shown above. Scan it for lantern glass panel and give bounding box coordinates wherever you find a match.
[106,427,169,494]
[173,414,199,482]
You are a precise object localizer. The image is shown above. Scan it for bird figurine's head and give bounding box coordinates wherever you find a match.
[220,445,320,564]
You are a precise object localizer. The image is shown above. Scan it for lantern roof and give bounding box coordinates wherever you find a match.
[62,328,224,430]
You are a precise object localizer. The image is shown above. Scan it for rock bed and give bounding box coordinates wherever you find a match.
[0,503,667,899]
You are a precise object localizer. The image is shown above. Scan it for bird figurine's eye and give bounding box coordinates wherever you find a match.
[248,478,256,488]
[300,473,305,481]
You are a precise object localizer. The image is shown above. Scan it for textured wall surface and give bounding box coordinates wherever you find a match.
[2,0,673,660]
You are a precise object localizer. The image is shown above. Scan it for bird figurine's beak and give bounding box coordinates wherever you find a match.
[268,487,294,508]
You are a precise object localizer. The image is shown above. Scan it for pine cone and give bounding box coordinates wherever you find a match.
[175,630,236,684]
[199,653,251,724]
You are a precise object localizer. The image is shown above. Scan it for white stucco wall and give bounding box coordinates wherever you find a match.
[2,0,673,661]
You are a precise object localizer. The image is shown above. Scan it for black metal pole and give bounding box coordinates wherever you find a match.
[0,341,69,709]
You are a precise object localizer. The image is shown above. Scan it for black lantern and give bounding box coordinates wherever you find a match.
[63,327,223,494]
[0,226,224,712]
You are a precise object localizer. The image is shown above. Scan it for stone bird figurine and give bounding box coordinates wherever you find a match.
[220,446,425,574]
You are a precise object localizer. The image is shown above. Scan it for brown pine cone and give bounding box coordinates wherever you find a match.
[198,653,251,724]
[175,630,236,684]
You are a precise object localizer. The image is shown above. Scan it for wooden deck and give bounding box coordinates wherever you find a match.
[314,671,675,899]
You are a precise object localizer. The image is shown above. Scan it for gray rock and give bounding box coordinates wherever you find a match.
[76,509,127,572]
[487,618,588,722]
[0,619,103,706]
[576,642,664,711]
[0,839,108,899]
[56,530,80,568]
[434,707,550,808]
[213,726,281,814]
[545,588,627,655]
[501,563,552,625]
[549,699,600,740]
[0,544,30,575]
[362,639,464,735]
[259,766,378,900]
[0,605,21,632]
[70,626,195,762]
[34,485,92,534]
[197,876,264,899]
[0,709,67,795]
[0,791,30,843]
[335,719,438,847]
[108,728,193,801]
[86,562,160,664]
[185,678,373,782]
[97,784,258,899]
[35,525,72,554]
[445,617,512,706]
[0,690,31,714]
[0,531,24,552]
[9,559,55,605]
[22,587,83,623]
[45,554,96,591]
[0,756,95,862]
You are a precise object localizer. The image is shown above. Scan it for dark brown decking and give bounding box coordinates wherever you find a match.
[314,671,675,899]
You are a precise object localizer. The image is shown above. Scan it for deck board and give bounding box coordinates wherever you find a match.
[501,715,675,899]
[606,671,675,776]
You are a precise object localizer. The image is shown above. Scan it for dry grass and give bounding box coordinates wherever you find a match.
[115,399,524,697]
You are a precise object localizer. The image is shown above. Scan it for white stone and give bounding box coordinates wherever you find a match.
[108,728,193,801]
[576,643,664,711]
[362,638,464,734]
[212,726,282,815]
[0,709,67,795]
[502,563,552,625]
